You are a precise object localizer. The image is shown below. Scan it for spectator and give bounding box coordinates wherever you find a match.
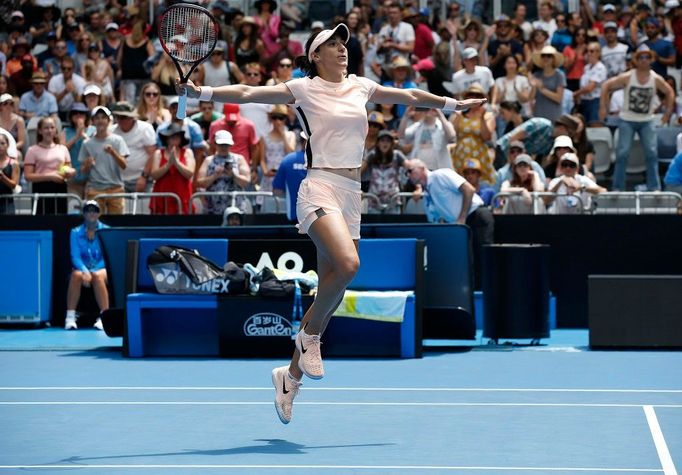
[6,40,35,77]
[208,103,259,167]
[44,40,69,77]
[19,71,59,121]
[222,206,245,226]
[570,114,596,176]
[0,93,25,155]
[399,106,454,171]
[151,53,182,97]
[82,84,106,113]
[530,45,566,123]
[643,17,676,77]
[500,153,546,214]
[196,130,251,215]
[543,135,581,181]
[602,22,630,78]
[449,47,495,99]
[239,63,271,139]
[364,111,385,174]
[600,46,675,191]
[191,101,224,141]
[100,23,122,76]
[73,32,95,74]
[344,12,366,77]
[362,129,406,213]
[417,35,452,98]
[533,1,558,39]
[453,18,488,71]
[377,102,400,131]
[266,57,295,86]
[551,13,573,53]
[487,14,524,79]
[198,45,243,91]
[593,3,618,35]
[512,3,533,41]
[449,85,495,183]
[150,123,196,215]
[496,117,555,161]
[111,102,157,194]
[30,5,59,46]
[460,158,496,206]
[60,102,94,199]
[158,97,207,167]
[382,56,418,118]
[498,100,529,136]
[374,2,415,81]
[403,7,434,61]
[254,0,282,59]
[80,106,130,214]
[9,55,36,97]
[260,104,296,198]
[116,21,155,102]
[273,131,308,222]
[65,200,109,331]
[136,82,171,130]
[573,42,608,125]
[561,28,587,92]
[494,139,547,191]
[82,42,115,102]
[547,152,605,213]
[264,23,303,73]
[663,150,682,194]
[24,117,74,214]
[36,32,58,68]
[491,56,531,126]
[0,134,19,214]
[234,17,266,68]
[407,158,493,288]
[48,56,86,118]
[524,28,550,71]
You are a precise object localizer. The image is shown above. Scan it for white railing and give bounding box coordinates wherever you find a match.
[189,191,281,215]
[592,192,682,215]
[492,192,586,215]
[0,193,83,215]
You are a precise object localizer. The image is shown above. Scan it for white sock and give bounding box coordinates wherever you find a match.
[287,371,301,383]
[66,310,76,319]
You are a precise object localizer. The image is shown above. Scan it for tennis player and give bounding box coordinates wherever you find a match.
[178,23,486,424]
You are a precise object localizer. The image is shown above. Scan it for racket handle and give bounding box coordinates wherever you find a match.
[177,94,188,120]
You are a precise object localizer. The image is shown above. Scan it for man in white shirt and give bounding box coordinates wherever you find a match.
[548,152,605,213]
[532,1,557,39]
[398,106,455,170]
[111,102,157,197]
[374,2,415,80]
[47,56,86,117]
[449,48,495,99]
[601,22,630,78]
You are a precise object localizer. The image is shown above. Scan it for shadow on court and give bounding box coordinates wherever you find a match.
[56,439,396,464]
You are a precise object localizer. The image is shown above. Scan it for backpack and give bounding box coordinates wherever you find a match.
[146,245,250,295]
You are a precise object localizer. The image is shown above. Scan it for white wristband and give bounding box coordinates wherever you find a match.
[198,86,213,101]
[442,97,459,112]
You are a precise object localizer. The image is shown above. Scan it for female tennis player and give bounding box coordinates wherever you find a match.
[178,23,486,424]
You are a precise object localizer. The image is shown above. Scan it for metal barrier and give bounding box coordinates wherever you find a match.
[0,193,83,215]
[592,191,682,215]
[189,191,281,215]
[91,192,182,215]
[361,192,405,214]
[492,192,586,215]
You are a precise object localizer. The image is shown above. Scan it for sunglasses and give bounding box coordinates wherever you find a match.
[145,91,159,97]
[271,114,287,121]
[509,147,523,154]
[560,161,577,168]
[279,63,292,68]
[541,54,554,58]
[587,49,599,53]
[405,168,415,174]
[246,72,260,77]
[1,101,13,106]
[638,55,652,60]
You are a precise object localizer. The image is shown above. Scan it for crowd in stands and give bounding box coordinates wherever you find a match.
[1,0,682,218]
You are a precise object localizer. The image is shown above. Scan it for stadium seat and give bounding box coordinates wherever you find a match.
[586,127,613,174]
[656,126,682,163]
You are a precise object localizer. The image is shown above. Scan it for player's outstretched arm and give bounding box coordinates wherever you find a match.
[177,78,294,105]
[369,84,487,111]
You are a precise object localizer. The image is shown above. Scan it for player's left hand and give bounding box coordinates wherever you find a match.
[176,78,201,99]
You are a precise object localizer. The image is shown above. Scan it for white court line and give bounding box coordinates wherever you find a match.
[1,401,681,408]
[644,406,678,475]
[0,464,664,472]
[1,387,681,393]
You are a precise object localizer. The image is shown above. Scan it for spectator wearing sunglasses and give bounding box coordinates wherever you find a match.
[259,104,296,200]
[547,152,605,214]
[494,140,546,192]
[266,58,295,86]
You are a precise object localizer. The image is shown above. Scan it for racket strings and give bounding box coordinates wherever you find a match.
[160,6,218,64]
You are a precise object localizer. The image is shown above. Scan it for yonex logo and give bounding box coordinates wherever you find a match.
[244,313,292,337]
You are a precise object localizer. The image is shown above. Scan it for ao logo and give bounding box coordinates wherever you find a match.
[255,251,304,272]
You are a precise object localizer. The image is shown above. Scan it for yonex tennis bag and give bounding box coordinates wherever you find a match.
[146,245,249,294]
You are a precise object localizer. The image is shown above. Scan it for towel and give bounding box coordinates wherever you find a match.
[333,290,413,323]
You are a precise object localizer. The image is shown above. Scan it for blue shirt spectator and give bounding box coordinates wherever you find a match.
[422,167,484,223]
[664,151,682,193]
[551,28,573,53]
[273,148,307,221]
[644,38,675,78]
[70,221,109,273]
[19,73,58,120]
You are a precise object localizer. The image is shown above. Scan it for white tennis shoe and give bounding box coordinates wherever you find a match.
[271,366,301,424]
[64,315,77,330]
[295,329,324,379]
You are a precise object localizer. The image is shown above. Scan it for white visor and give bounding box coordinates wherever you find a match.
[307,23,350,62]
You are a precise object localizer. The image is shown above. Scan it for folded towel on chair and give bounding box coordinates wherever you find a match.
[333,290,413,323]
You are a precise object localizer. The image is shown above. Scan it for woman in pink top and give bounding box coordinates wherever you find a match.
[24,117,75,214]
[179,23,485,425]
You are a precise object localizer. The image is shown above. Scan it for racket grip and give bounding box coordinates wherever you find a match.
[177,94,188,120]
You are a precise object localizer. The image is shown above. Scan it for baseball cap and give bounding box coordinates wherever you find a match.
[214,130,234,145]
[513,154,534,166]
[91,106,112,118]
[167,96,180,107]
[413,58,435,72]
[10,11,24,19]
[560,152,579,165]
[604,21,618,30]
[83,84,102,96]
[307,23,350,62]
[106,22,119,31]
[30,71,47,83]
[552,135,576,152]
[603,4,616,12]
[509,140,526,151]
[110,101,138,118]
[377,129,394,140]
[462,47,479,60]
[223,103,240,121]
[311,20,324,30]
[496,14,511,24]
[0,94,13,104]
[83,200,100,213]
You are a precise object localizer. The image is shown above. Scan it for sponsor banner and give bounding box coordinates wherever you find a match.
[243,312,293,337]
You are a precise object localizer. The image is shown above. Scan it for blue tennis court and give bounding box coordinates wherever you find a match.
[1,334,680,474]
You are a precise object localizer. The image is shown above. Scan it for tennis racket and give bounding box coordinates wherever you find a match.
[158,3,220,119]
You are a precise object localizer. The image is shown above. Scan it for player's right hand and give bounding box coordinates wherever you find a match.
[176,78,201,99]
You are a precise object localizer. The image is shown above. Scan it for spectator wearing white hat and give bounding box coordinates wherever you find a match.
[547,152,605,213]
[449,47,495,99]
[100,23,122,77]
[0,93,25,156]
[196,129,250,215]
[80,106,130,214]
[500,153,546,214]
[0,133,20,214]
[82,84,106,113]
